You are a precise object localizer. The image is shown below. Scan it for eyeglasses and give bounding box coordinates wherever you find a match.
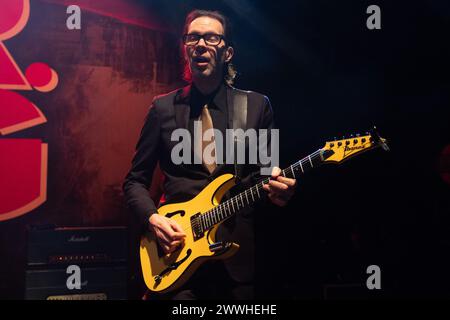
[182,33,225,46]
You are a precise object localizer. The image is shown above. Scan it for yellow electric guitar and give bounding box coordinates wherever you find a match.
[140,128,389,293]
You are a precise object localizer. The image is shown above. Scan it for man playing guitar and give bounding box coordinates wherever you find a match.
[123,9,296,299]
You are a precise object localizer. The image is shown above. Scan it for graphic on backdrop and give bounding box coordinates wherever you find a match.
[0,0,58,221]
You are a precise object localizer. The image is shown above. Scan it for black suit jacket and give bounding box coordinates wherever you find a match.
[123,84,274,283]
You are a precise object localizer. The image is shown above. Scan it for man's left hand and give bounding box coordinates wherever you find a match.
[262,167,297,207]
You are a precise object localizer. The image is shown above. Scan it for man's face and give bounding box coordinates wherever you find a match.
[184,16,233,80]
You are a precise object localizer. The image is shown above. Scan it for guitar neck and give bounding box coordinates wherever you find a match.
[200,148,332,230]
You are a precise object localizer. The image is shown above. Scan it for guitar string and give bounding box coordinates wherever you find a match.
[171,138,372,232]
[175,140,369,233]
[154,140,373,250]
[175,149,323,231]
[173,149,323,232]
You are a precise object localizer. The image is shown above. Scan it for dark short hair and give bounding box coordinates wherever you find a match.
[181,9,237,86]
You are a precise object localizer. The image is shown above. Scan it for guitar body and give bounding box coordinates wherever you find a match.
[140,173,240,293]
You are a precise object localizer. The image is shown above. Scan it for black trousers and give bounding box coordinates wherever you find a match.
[146,260,254,300]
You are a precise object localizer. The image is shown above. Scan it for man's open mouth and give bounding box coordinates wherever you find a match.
[193,56,210,64]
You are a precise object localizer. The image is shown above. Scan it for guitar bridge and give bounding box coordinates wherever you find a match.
[209,241,232,253]
[190,213,204,240]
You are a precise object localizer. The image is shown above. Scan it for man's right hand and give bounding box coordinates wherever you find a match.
[148,214,186,254]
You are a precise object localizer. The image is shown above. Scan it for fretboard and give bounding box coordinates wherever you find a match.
[198,148,332,231]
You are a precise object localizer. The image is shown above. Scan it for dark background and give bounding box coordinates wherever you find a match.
[1,0,449,299]
[149,0,450,299]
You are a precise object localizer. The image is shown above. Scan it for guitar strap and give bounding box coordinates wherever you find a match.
[230,88,248,183]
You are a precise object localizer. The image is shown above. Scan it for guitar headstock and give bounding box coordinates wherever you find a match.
[321,127,389,164]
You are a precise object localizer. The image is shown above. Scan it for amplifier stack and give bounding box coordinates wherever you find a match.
[25,226,128,300]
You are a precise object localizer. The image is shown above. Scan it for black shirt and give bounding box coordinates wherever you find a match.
[186,84,230,177]
[188,84,228,146]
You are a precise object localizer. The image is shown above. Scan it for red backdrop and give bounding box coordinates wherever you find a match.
[0,0,181,298]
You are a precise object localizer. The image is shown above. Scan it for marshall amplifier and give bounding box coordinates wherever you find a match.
[25,226,128,300]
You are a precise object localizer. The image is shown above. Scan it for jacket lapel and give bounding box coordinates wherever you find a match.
[208,86,233,177]
[224,86,248,180]
[174,84,191,130]
[173,85,208,175]
[226,85,234,131]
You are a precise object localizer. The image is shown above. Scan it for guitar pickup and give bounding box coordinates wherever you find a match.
[209,241,231,253]
[190,213,204,240]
